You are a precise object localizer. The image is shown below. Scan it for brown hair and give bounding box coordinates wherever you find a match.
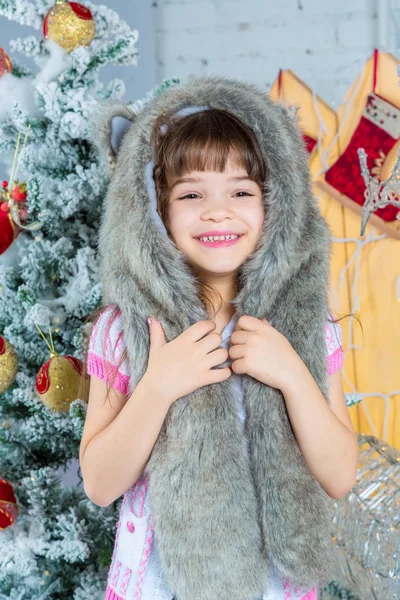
[78,108,269,406]
[77,108,360,408]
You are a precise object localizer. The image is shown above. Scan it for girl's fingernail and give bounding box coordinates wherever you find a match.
[147,317,153,325]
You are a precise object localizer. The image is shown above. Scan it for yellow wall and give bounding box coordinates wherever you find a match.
[269,56,400,448]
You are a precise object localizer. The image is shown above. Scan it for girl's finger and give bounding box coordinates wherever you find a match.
[230,330,250,344]
[228,344,246,360]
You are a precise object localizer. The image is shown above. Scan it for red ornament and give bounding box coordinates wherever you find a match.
[0,205,22,254]
[0,478,20,530]
[0,47,12,78]
[2,181,8,189]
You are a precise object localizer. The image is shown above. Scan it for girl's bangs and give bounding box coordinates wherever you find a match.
[153,109,267,189]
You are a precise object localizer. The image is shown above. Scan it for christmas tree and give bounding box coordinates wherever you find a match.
[0,1,176,597]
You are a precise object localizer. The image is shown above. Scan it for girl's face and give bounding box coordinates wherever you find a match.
[166,154,264,284]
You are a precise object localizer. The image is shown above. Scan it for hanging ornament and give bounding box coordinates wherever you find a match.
[316,49,400,239]
[1,180,32,255]
[325,90,400,223]
[0,201,22,255]
[358,144,400,235]
[0,478,20,530]
[43,0,96,54]
[0,126,43,255]
[0,47,12,78]
[35,323,89,412]
[10,181,27,202]
[0,335,18,394]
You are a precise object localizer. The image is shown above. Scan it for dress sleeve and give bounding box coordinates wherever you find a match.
[87,305,131,395]
[325,313,344,375]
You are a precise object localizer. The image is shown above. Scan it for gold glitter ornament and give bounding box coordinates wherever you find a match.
[36,353,87,412]
[35,322,89,412]
[0,334,18,394]
[43,0,96,54]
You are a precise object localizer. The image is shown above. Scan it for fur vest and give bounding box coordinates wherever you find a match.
[91,75,335,600]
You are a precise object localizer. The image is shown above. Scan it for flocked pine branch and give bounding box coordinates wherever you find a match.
[0,1,180,597]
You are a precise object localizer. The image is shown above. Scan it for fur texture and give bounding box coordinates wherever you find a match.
[92,75,335,600]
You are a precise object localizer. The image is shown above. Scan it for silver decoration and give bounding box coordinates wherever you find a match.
[357,145,400,237]
[320,434,400,599]
[357,63,400,237]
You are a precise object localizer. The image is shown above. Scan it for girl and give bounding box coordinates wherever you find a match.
[79,76,358,600]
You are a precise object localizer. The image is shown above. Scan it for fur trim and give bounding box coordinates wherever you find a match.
[90,101,135,172]
[95,75,335,600]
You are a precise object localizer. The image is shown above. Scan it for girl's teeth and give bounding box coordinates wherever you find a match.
[199,235,239,242]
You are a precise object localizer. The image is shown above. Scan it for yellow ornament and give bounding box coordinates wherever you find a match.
[0,335,18,394]
[36,353,89,412]
[35,322,89,412]
[43,0,96,54]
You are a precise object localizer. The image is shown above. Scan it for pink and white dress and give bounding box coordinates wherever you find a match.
[87,306,344,600]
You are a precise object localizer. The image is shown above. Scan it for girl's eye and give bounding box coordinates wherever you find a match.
[178,191,253,200]
[179,193,199,200]
[235,191,253,197]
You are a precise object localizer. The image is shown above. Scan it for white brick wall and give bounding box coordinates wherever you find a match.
[152,0,400,106]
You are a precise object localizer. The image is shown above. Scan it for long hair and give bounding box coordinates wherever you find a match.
[78,108,360,407]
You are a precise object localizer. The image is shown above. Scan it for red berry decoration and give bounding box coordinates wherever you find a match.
[11,183,27,202]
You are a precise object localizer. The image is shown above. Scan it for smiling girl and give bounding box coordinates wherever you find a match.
[79,77,358,600]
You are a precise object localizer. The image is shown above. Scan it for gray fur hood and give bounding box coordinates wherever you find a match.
[91,75,335,600]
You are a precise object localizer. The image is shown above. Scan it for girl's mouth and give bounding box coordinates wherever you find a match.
[195,234,244,248]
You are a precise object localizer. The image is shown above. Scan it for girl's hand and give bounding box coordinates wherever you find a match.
[228,315,304,392]
[145,318,231,405]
